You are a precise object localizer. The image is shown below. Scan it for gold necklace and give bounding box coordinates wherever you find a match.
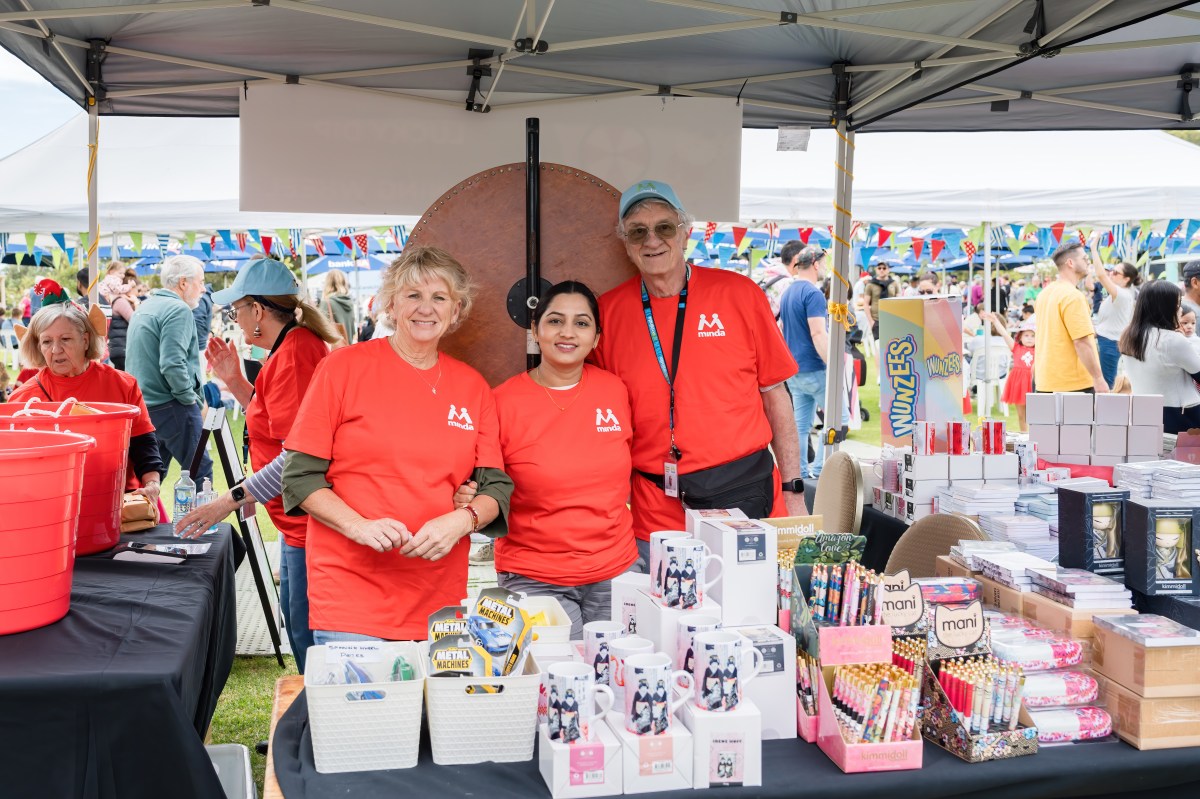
[390,337,442,394]
[535,365,585,412]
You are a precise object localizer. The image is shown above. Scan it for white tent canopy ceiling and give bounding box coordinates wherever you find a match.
[0,1,1194,132]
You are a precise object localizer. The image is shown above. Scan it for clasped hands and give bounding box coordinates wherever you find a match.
[349,483,477,562]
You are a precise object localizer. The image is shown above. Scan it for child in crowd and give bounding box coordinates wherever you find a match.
[985,312,1035,433]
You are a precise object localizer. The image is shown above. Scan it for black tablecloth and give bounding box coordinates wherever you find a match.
[272,690,1200,799]
[0,524,237,799]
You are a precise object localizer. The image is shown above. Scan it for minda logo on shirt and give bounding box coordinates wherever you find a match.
[697,313,726,338]
[447,404,475,431]
[595,408,623,433]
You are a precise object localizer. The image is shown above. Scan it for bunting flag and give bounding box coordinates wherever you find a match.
[51,233,67,252]
[867,223,879,243]
[217,230,234,251]
[287,228,302,257]
[1077,229,1088,246]
[703,221,717,243]
[798,227,813,244]
[717,244,734,267]
[878,228,892,248]
[1008,224,1022,241]
[685,238,700,259]
[1165,219,1184,239]
[311,236,326,257]
[941,230,963,256]
[0,232,8,254]
[962,240,977,262]
[911,237,925,260]
[337,228,355,253]
[274,228,291,255]
[1110,224,1128,260]
[731,226,748,254]
[989,226,1007,251]
[749,248,767,272]
[1186,220,1200,251]
[764,222,779,254]
[261,235,274,256]
[965,225,984,245]
[930,240,945,261]
[1020,222,1038,240]
[859,246,877,267]
[392,225,408,248]
[849,221,863,240]
[1137,219,1153,243]
[1051,222,1065,243]
[157,233,171,257]
[24,233,38,257]
[1007,237,1028,256]
[354,233,370,256]
[185,231,197,249]
[248,229,263,251]
[209,235,218,252]
[893,241,912,258]
[200,242,212,258]
[710,232,727,247]
[235,232,248,252]
[79,231,89,251]
[1038,227,1056,255]
[1100,245,1114,262]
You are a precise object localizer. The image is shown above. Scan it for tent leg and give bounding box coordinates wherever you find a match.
[982,221,993,418]
[87,99,99,306]
[823,122,855,460]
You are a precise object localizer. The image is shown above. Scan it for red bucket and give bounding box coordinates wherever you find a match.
[0,429,95,635]
[0,400,139,555]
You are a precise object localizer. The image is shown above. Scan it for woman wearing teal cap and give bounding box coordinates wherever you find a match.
[204,258,341,673]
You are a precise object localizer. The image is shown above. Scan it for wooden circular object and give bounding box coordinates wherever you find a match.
[406,162,635,387]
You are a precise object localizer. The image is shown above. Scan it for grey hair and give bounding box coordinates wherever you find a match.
[160,254,204,289]
[20,303,103,368]
[615,199,695,240]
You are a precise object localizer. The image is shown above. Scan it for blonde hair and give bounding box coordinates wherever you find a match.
[376,246,474,333]
[256,295,342,345]
[21,304,103,367]
[323,270,350,297]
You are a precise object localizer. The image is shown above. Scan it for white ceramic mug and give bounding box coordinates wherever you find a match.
[608,635,654,707]
[623,652,694,735]
[676,614,722,675]
[649,530,690,597]
[692,630,763,712]
[661,538,724,610]
[545,661,614,745]
[583,620,624,686]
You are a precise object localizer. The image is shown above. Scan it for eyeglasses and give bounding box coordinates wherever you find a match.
[918,289,935,295]
[223,301,253,322]
[623,221,684,244]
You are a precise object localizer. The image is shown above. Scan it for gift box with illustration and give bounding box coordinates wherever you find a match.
[878,295,964,448]
[1057,485,1130,575]
[1123,500,1200,597]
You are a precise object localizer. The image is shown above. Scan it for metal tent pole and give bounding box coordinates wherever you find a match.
[982,221,993,417]
[87,99,99,306]
[823,120,855,457]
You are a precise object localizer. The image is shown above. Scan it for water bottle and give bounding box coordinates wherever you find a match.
[198,478,219,535]
[172,470,196,537]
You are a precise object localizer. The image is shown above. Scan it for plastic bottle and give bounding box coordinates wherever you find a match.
[198,478,219,535]
[172,470,196,537]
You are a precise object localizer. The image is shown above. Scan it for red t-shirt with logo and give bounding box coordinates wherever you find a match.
[285,338,503,640]
[594,266,797,539]
[493,365,638,584]
[246,326,328,548]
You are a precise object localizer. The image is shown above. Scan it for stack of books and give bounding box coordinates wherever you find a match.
[1112,461,1167,500]
[980,515,1056,561]
[1151,462,1200,503]
[949,540,1018,572]
[1029,567,1133,609]
[976,552,1057,592]
[939,485,1020,516]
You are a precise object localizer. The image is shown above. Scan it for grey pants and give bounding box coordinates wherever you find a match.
[497,572,615,639]
[634,539,651,574]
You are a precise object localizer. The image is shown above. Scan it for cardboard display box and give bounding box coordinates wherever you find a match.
[679,700,763,788]
[879,296,964,448]
[1060,392,1095,424]
[935,555,977,579]
[976,574,1024,615]
[1102,677,1200,750]
[1057,485,1130,575]
[1021,589,1137,639]
[685,507,746,535]
[539,721,622,798]
[696,518,777,625]
[921,657,1039,763]
[1025,393,1059,425]
[1124,500,1200,597]
[815,666,923,773]
[1093,618,1200,698]
[610,572,650,637]
[730,624,797,740]
[1095,393,1132,426]
[606,714,693,794]
[633,589,722,657]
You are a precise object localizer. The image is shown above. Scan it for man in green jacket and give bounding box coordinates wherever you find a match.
[126,254,213,482]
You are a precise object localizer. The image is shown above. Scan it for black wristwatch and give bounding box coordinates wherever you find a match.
[231,482,247,503]
[781,478,805,494]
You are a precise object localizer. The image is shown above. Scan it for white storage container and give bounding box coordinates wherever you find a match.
[425,649,543,765]
[520,595,572,643]
[304,642,425,773]
[206,744,256,799]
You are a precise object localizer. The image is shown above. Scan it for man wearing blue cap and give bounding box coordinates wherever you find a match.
[126,254,213,482]
[594,180,807,567]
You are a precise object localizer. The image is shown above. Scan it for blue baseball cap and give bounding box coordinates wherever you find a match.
[212,258,300,304]
[619,179,685,219]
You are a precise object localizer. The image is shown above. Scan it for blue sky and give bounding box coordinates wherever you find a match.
[0,47,82,158]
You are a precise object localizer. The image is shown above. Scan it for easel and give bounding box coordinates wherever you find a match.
[192,406,285,667]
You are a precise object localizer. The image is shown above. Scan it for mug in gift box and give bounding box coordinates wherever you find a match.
[980,420,1006,454]
[609,636,654,706]
[692,630,763,712]
[913,421,939,456]
[661,538,724,610]
[546,661,614,745]
[947,420,970,455]
[649,530,690,598]
[623,652,694,735]
[676,614,722,676]
[582,620,624,686]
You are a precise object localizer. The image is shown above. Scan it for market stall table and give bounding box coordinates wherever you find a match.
[859,502,909,572]
[272,688,1200,799]
[0,524,238,799]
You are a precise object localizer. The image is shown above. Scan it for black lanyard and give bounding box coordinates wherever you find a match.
[640,268,689,460]
[268,320,297,360]
[35,373,53,402]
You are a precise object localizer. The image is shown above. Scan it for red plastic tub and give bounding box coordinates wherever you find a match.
[0,400,139,555]
[0,429,94,635]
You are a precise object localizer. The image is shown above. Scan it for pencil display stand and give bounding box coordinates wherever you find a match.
[797,696,819,743]
[815,666,924,773]
[920,659,1039,763]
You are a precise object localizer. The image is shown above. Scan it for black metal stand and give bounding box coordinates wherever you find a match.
[190,407,285,667]
[525,117,543,371]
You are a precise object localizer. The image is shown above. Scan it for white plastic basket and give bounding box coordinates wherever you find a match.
[424,648,543,765]
[520,595,572,644]
[304,642,425,773]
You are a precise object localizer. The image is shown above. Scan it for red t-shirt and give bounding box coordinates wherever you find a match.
[285,339,503,640]
[493,365,638,585]
[10,362,156,490]
[594,266,797,539]
[246,326,328,548]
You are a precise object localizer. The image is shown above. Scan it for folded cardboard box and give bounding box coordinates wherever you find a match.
[1102,677,1200,750]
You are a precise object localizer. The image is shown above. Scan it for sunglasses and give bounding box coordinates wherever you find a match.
[623,221,684,244]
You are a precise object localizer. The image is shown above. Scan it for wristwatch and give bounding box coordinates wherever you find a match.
[231,482,247,503]
[781,478,805,494]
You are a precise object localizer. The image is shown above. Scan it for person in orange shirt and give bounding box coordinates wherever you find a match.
[281,247,513,643]
[176,258,339,673]
[594,180,807,566]
[483,281,638,637]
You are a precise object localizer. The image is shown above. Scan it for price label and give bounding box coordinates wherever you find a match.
[569,744,605,786]
[737,533,766,563]
[639,737,674,777]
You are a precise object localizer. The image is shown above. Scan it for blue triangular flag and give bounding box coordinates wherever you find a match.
[200,242,212,258]
[717,244,734,267]
[217,229,234,251]
[860,246,877,267]
[52,233,67,251]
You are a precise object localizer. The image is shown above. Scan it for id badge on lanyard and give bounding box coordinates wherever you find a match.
[640,269,688,498]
